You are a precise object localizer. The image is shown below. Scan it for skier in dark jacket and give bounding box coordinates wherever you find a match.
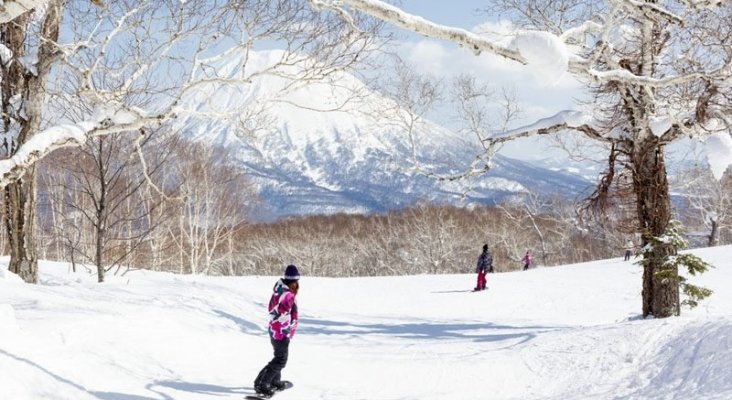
[254,265,300,397]
[475,244,492,291]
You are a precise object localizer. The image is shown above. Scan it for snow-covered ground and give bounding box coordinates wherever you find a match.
[1,246,731,400]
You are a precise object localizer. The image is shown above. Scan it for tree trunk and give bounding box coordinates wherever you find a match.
[708,218,719,247]
[1,1,65,283]
[4,176,37,283]
[633,139,678,318]
[95,183,106,283]
[95,222,105,283]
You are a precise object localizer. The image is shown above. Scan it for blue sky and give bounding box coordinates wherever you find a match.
[397,1,489,28]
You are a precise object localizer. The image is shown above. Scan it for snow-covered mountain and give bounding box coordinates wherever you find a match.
[175,50,592,220]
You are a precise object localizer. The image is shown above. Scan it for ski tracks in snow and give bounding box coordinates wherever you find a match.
[515,318,732,400]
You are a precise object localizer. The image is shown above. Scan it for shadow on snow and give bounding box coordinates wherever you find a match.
[298,317,563,347]
[0,349,252,400]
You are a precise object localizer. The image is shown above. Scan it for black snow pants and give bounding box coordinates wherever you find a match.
[255,338,290,388]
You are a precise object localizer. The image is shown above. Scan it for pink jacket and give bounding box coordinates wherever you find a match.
[522,253,533,265]
[267,279,298,341]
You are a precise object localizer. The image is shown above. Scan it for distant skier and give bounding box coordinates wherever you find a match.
[521,250,533,271]
[624,240,634,261]
[475,244,492,291]
[254,265,300,397]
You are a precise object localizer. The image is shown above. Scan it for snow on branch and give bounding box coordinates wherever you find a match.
[0,107,169,187]
[0,123,88,186]
[677,0,725,9]
[560,20,604,43]
[588,68,702,87]
[423,110,605,182]
[487,110,606,145]
[310,0,360,34]
[615,0,684,25]
[0,0,46,23]
[704,131,732,180]
[313,0,529,63]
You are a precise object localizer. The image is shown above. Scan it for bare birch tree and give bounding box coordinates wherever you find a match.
[675,166,732,246]
[311,0,732,317]
[41,129,174,282]
[167,142,253,275]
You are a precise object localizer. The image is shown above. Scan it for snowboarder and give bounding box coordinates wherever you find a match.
[522,250,533,271]
[253,265,300,398]
[624,240,634,261]
[475,244,492,291]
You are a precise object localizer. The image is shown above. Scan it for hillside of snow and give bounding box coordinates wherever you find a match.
[173,50,590,220]
[1,246,731,400]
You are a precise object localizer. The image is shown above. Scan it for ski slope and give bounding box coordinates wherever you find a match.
[1,246,731,400]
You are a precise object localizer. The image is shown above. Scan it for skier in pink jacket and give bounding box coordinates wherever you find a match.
[254,265,300,397]
[522,250,534,271]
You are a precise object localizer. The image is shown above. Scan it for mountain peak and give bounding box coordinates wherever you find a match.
[174,49,590,221]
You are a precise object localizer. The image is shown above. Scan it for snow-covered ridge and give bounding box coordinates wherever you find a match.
[174,50,591,220]
[1,246,731,399]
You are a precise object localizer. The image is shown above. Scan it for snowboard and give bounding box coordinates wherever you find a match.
[245,381,293,400]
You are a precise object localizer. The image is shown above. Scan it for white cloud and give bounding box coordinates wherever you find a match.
[394,20,588,160]
[405,40,447,74]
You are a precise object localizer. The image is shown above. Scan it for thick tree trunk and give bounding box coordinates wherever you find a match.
[4,176,37,283]
[1,0,64,283]
[633,139,678,318]
[1,13,36,283]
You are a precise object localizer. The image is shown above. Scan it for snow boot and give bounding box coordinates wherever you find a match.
[255,384,275,397]
[272,380,292,391]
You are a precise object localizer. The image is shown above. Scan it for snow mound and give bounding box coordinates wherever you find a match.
[704,131,732,180]
[649,115,673,137]
[0,267,22,283]
[510,31,569,84]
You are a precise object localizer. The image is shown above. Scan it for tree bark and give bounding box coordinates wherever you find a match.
[1,0,64,283]
[94,139,107,283]
[633,139,678,318]
[95,217,105,283]
[708,218,719,247]
[4,174,37,283]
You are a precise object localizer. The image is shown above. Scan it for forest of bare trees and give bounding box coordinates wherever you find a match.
[4,141,727,280]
